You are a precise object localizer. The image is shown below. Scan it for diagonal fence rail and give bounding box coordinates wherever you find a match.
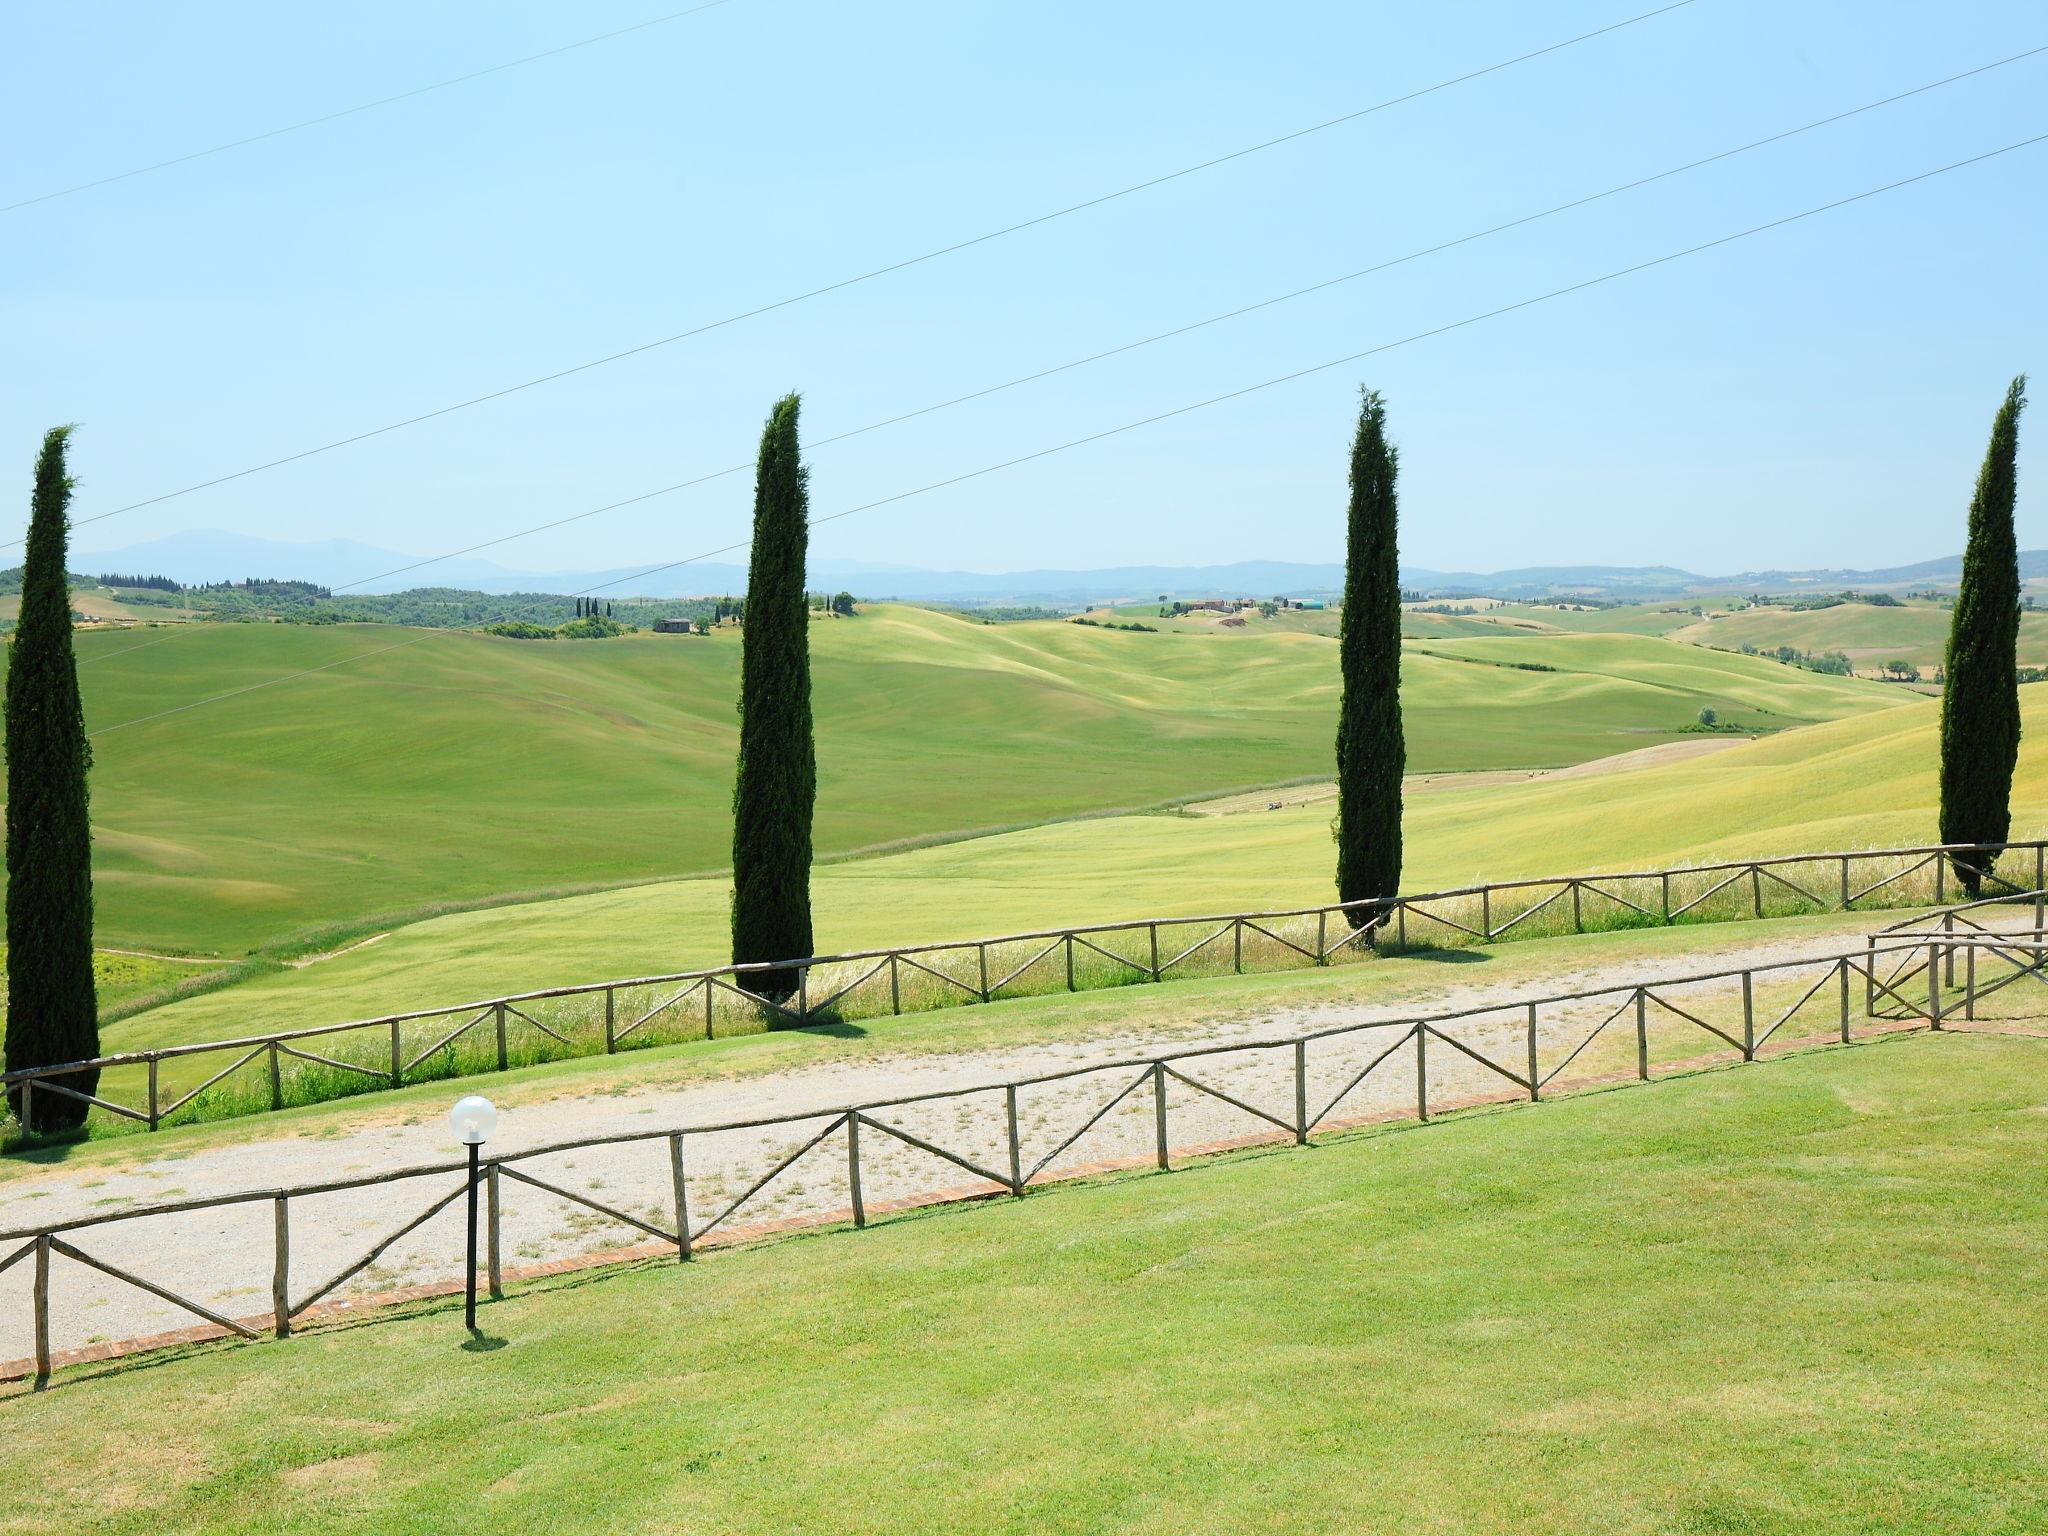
[6,838,2042,1142]
[7,921,2044,1387]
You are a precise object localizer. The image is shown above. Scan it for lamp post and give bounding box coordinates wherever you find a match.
[448,1094,497,1330]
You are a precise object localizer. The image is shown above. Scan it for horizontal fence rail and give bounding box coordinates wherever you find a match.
[6,922,2044,1386]
[5,838,2044,1141]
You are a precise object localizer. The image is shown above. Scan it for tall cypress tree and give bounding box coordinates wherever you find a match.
[730,394,815,1002]
[6,426,99,1132]
[1335,388,1404,930]
[1940,375,2028,894]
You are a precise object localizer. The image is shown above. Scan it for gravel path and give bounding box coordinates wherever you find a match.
[0,918,1994,1362]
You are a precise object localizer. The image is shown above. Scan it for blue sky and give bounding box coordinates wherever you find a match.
[3,0,2043,580]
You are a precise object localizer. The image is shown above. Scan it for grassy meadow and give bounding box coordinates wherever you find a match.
[29,606,1897,958]
[102,678,2007,1054]
[1671,599,2048,672]
[6,1031,2043,1534]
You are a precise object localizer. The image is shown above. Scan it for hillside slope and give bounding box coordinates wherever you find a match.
[107,682,1991,1049]
[29,609,1896,954]
[5,1035,2042,1535]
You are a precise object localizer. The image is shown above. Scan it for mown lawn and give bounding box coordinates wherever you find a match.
[5,1032,2042,1534]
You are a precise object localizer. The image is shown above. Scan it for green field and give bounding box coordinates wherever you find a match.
[1489,599,1723,635]
[1671,599,2048,672]
[7,1031,2042,1535]
[26,608,1897,958]
[104,677,1992,1054]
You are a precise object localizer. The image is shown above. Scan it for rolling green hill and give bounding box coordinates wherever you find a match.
[1671,599,2048,672]
[24,608,1897,958]
[104,676,1976,1051]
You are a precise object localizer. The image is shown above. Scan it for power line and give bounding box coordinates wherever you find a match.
[86,128,2048,738]
[38,0,1701,550]
[320,42,2048,597]
[2,0,747,215]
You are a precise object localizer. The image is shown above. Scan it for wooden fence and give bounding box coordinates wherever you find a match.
[7,921,2043,1386]
[5,837,2043,1140]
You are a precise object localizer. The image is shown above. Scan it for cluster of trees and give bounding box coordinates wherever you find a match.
[1746,590,1904,611]
[1735,642,1854,676]
[932,604,1072,623]
[93,571,180,591]
[483,613,631,641]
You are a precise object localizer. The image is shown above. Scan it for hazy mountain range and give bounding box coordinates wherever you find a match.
[68,529,2045,604]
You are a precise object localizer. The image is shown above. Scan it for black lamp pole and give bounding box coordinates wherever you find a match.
[465,1141,481,1330]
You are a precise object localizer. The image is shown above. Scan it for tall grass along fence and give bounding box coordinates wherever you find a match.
[6,919,2047,1385]
[5,838,2044,1142]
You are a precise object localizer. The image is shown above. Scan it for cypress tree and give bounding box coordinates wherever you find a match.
[1334,388,1404,930]
[730,394,815,1002]
[6,426,99,1132]
[1940,375,2028,894]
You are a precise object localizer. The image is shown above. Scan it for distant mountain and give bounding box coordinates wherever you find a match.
[72,532,1352,602]
[71,529,2041,605]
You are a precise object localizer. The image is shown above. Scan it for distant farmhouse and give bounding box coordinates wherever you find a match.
[653,618,697,634]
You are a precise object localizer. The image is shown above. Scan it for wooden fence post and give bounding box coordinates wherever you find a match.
[1838,959,1851,1044]
[846,1114,866,1227]
[147,1057,160,1131]
[1660,871,1671,923]
[1005,1086,1024,1195]
[671,1133,691,1260]
[1397,902,1407,950]
[2036,844,2045,931]
[1750,866,1763,919]
[705,980,716,1040]
[494,1003,508,1071]
[1635,990,1649,1081]
[1943,913,1955,988]
[799,966,811,1021]
[1153,1063,1170,1170]
[1928,942,1943,1029]
[1315,910,1326,967]
[268,1041,283,1112]
[1935,857,1946,905]
[890,954,902,1014]
[1065,934,1076,992]
[1741,972,1755,1061]
[603,989,616,1054]
[487,1165,504,1293]
[978,945,990,1003]
[1233,918,1243,975]
[1415,1027,1428,1122]
[1571,880,1582,934]
[272,1196,290,1338]
[1965,940,1976,1021]
[33,1234,51,1389]
[1526,1003,1540,1101]
[1839,856,1851,911]
[1481,888,1491,941]
[390,1020,403,1087]
[1293,1039,1308,1145]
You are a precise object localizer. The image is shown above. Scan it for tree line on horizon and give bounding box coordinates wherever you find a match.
[0,376,2033,1130]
